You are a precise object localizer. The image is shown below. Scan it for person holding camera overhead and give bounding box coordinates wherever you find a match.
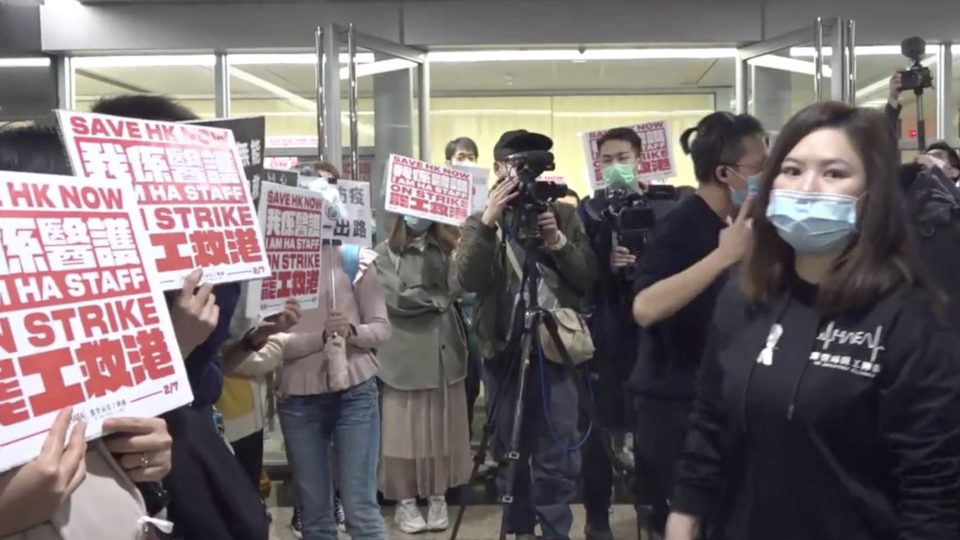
[457,130,598,540]
[575,127,648,540]
[629,112,766,537]
[665,102,960,540]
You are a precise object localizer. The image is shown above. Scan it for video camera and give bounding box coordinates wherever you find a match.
[505,150,567,241]
[601,184,677,278]
[900,37,933,92]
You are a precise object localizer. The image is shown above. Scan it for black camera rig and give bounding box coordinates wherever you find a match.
[504,149,567,241]
[900,36,934,150]
[598,184,677,278]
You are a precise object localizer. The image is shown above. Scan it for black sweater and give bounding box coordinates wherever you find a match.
[672,279,960,540]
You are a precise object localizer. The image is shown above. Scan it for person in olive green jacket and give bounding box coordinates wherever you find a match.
[456,130,599,540]
[374,216,471,535]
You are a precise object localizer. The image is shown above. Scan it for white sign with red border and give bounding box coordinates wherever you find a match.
[582,121,676,191]
[0,172,192,473]
[384,154,471,226]
[57,111,271,290]
[245,183,324,318]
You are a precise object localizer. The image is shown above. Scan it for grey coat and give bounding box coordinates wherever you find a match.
[374,234,467,391]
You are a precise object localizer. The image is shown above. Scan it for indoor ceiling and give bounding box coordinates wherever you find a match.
[71,51,934,105]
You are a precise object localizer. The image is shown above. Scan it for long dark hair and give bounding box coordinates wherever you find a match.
[742,102,938,315]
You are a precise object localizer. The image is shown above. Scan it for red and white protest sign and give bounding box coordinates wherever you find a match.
[385,154,471,226]
[246,183,325,318]
[0,172,192,473]
[582,121,676,191]
[57,111,271,290]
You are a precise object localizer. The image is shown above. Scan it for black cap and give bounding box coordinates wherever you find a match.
[493,130,553,161]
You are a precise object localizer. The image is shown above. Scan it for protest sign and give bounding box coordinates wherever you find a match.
[245,183,324,318]
[385,154,470,226]
[582,120,676,191]
[191,116,265,202]
[0,172,192,473]
[57,111,270,289]
[264,169,299,188]
[321,179,373,247]
[265,157,299,171]
[453,165,491,217]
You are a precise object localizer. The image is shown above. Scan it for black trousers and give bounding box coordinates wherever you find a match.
[580,413,614,524]
[632,397,694,535]
[231,429,265,491]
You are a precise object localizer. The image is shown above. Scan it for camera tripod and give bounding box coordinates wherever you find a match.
[914,86,927,151]
[449,231,632,540]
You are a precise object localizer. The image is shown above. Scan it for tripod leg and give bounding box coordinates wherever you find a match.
[498,332,535,540]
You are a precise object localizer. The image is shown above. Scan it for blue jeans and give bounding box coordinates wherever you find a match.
[483,356,581,540]
[279,378,386,540]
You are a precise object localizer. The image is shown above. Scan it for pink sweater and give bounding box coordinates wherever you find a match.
[277,246,391,395]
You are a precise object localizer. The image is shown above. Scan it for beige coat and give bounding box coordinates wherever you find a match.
[3,442,149,540]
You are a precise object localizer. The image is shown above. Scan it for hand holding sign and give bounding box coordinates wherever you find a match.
[102,416,173,483]
[0,408,87,535]
[252,299,302,344]
[325,311,352,339]
[170,269,219,358]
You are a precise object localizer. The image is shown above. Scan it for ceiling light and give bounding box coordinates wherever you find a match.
[790,45,934,57]
[229,53,376,65]
[427,48,736,63]
[0,58,51,68]
[72,55,216,68]
[749,55,833,77]
[339,58,417,79]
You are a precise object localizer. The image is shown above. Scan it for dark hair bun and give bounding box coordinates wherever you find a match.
[680,127,698,155]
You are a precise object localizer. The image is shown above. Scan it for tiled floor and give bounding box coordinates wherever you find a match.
[268,504,640,540]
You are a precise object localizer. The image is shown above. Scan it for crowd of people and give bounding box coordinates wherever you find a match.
[1,67,960,540]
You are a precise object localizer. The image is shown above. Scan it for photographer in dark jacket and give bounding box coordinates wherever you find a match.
[577,127,646,540]
[667,102,960,540]
[628,112,766,537]
[457,130,598,540]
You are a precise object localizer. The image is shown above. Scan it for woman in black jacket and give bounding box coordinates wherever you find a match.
[665,102,960,540]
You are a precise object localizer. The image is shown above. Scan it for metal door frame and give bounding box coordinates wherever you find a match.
[314,23,429,174]
[735,17,856,114]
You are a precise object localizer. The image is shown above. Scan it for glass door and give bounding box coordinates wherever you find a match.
[316,23,429,235]
[736,18,855,135]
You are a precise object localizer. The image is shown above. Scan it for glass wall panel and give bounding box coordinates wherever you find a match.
[73,55,216,116]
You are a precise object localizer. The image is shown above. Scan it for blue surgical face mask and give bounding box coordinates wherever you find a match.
[403,215,432,233]
[730,172,762,206]
[766,189,859,254]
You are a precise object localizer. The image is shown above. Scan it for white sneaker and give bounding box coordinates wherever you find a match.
[426,496,449,531]
[394,498,427,534]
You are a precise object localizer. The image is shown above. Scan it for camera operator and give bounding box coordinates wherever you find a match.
[628,112,766,537]
[457,130,598,540]
[576,127,647,540]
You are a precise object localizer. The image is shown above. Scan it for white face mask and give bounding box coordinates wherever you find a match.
[452,158,477,167]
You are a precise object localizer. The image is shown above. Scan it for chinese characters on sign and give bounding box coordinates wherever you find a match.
[385,155,471,226]
[57,111,271,289]
[582,120,676,191]
[320,179,373,247]
[192,117,265,204]
[0,172,191,473]
[246,183,325,318]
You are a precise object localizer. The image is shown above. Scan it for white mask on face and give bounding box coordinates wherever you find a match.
[452,158,477,167]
